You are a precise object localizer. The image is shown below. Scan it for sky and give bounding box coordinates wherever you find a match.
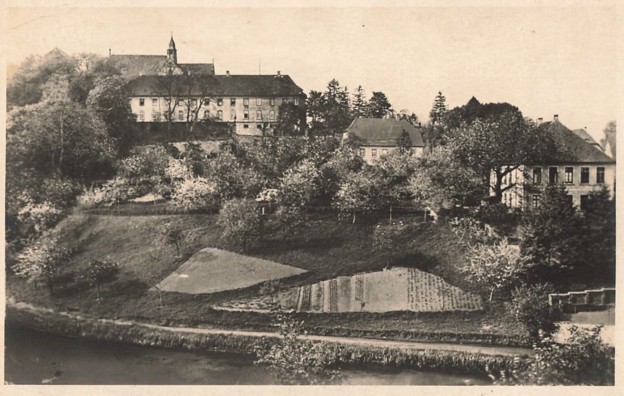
[5,5,618,141]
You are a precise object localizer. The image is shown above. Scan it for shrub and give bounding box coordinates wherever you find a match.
[17,201,64,236]
[254,308,342,385]
[488,326,614,385]
[13,237,72,295]
[170,177,219,212]
[217,198,262,252]
[509,283,560,340]
[84,259,120,302]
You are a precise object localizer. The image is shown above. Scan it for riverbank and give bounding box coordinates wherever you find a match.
[6,301,530,377]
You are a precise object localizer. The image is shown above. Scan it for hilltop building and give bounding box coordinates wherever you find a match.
[110,36,305,136]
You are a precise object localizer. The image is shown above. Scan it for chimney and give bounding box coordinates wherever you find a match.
[277,71,281,77]
[226,70,230,77]
[108,48,111,57]
[553,114,559,122]
[537,117,543,124]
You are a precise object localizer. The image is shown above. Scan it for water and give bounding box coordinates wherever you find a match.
[4,326,490,385]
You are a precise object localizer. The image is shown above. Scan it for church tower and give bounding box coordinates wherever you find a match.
[167,35,177,64]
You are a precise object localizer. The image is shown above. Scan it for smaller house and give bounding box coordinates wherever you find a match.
[343,118,425,164]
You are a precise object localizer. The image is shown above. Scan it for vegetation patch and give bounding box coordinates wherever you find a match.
[157,248,306,294]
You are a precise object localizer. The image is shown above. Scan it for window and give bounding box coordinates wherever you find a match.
[217,110,223,121]
[532,167,542,184]
[243,98,249,106]
[243,124,249,129]
[243,110,249,120]
[565,195,574,207]
[597,167,605,184]
[257,124,263,129]
[270,98,275,106]
[256,98,262,106]
[269,110,275,121]
[204,97,210,105]
[382,149,388,155]
[256,111,262,120]
[152,111,160,121]
[191,98,197,107]
[152,98,158,106]
[549,167,558,183]
[139,98,145,106]
[565,167,574,184]
[359,148,365,157]
[581,167,590,184]
[230,109,236,120]
[230,98,236,106]
[532,194,539,209]
[178,110,184,121]
[204,110,210,119]
[580,195,589,210]
[217,98,223,106]
[371,148,377,158]
[138,110,145,121]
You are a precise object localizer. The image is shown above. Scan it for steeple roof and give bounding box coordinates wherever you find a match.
[169,35,176,50]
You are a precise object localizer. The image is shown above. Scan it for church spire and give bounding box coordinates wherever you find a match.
[167,33,177,64]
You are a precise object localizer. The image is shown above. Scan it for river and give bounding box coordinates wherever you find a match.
[4,326,491,385]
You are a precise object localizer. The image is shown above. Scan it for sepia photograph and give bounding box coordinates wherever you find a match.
[2,0,619,391]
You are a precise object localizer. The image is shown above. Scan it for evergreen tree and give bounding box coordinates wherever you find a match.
[368,91,392,118]
[429,91,447,125]
[351,85,368,119]
[395,128,413,152]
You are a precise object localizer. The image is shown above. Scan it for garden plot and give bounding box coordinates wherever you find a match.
[216,267,482,313]
[157,248,307,294]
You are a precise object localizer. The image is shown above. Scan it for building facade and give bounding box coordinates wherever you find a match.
[495,116,615,210]
[343,118,425,164]
[112,36,305,136]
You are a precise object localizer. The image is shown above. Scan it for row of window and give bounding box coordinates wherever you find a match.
[531,166,605,185]
[360,148,389,158]
[137,109,277,122]
[138,97,298,107]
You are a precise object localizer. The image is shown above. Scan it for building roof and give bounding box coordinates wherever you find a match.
[126,74,305,97]
[572,128,602,147]
[109,55,215,78]
[540,120,614,164]
[345,118,425,147]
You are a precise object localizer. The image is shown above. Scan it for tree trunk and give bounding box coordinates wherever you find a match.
[489,287,495,302]
[389,205,393,223]
[58,110,64,172]
[352,212,356,224]
[493,170,503,203]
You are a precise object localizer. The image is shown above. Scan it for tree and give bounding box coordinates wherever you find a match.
[509,283,559,340]
[520,184,583,285]
[367,91,392,118]
[217,198,262,252]
[275,101,306,136]
[7,102,116,182]
[13,237,72,295]
[408,145,483,211]
[350,85,368,119]
[374,150,418,221]
[306,90,326,132]
[463,239,532,301]
[451,111,556,203]
[332,170,381,223]
[84,259,119,302]
[600,120,616,159]
[278,159,321,207]
[429,91,447,126]
[170,177,219,212]
[254,307,341,384]
[324,79,351,133]
[86,75,136,156]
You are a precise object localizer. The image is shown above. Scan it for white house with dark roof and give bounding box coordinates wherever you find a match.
[112,36,305,136]
[495,115,615,210]
[342,118,425,164]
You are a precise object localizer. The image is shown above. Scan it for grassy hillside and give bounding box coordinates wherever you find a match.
[7,209,528,345]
